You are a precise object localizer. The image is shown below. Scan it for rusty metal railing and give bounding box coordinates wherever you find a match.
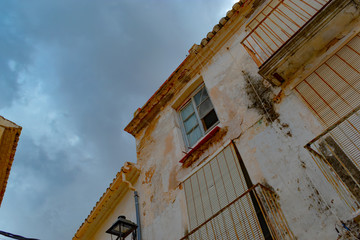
[241,0,329,67]
[180,183,295,240]
[305,105,360,213]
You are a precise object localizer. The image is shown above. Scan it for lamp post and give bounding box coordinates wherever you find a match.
[106,216,138,240]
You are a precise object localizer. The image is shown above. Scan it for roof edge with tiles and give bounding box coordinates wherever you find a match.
[73,162,140,239]
[124,0,260,137]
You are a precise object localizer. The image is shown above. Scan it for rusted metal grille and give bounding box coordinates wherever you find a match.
[182,143,295,240]
[295,33,360,212]
[241,0,329,67]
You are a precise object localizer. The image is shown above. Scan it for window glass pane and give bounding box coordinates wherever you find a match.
[180,85,219,147]
[184,113,199,133]
[202,109,218,131]
[194,87,209,106]
[187,126,202,146]
[198,98,214,119]
[180,102,195,121]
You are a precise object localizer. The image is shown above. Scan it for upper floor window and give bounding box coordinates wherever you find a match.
[179,85,219,147]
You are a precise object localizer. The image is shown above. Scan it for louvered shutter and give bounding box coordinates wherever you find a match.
[295,34,360,170]
[183,143,265,240]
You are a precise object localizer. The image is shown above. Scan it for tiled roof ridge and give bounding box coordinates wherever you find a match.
[190,0,247,52]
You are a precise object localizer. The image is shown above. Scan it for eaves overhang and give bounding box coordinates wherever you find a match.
[73,162,140,240]
[124,0,262,137]
[0,116,22,206]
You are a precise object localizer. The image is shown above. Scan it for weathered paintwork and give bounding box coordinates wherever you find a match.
[77,0,360,239]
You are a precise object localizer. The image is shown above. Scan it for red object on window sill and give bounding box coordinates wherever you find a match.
[179,126,220,164]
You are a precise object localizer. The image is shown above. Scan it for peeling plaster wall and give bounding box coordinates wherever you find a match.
[134,106,190,239]
[130,5,360,240]
[233,94,342,239]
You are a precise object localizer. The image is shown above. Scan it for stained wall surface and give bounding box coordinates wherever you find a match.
[74,1,360,240]
[129,2,360,239]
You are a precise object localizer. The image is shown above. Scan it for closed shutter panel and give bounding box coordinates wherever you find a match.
[295,34,360,170]
[183,143,265,240]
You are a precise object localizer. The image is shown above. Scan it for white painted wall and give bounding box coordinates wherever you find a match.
[127,3,360,240]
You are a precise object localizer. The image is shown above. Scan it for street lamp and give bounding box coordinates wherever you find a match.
[106,216,138,240]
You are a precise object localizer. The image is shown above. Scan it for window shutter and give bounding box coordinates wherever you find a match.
[183,143,265,239]
[295,34,360,126]
[295,34,360,171]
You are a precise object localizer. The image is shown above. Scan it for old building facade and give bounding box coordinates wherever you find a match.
[74,0,360,239]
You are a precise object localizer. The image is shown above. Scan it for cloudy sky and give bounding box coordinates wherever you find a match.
[0,1,236,239]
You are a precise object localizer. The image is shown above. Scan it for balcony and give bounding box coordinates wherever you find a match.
[305,105,360,214]
[242,0,328,66]
[180,183,295,240]
[241,0,360,85]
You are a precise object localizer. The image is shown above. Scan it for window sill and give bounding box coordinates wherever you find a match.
[179,126,220,164]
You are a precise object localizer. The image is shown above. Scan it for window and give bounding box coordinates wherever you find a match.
[179,85,219,147]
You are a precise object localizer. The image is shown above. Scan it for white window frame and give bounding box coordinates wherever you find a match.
[178,84,219,149]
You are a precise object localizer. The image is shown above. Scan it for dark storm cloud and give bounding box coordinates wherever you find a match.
[0,0,235,239]
[0,2,33,108]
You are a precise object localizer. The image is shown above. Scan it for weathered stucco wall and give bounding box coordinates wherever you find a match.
[130,2,360,240]
[134,105,190,239]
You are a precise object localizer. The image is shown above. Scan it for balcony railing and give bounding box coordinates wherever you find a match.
[305,105,360,213]
[180,183,295,240]
[241,0,329,67]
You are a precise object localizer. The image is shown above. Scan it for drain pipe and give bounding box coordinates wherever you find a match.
[120,168,142,240]
[134,191,142,240]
